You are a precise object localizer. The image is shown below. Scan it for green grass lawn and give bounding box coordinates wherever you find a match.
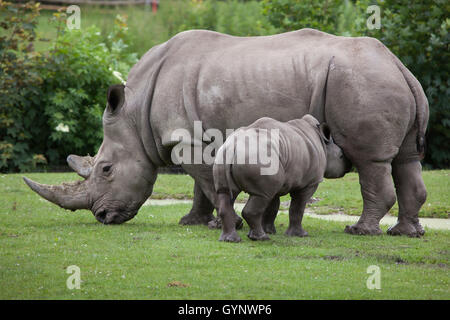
[0,171,449,299]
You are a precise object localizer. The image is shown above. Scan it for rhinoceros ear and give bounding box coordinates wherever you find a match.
[107,84,125,113]
[318,123,332,144]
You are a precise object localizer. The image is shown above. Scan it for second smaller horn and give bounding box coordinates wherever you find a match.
[67,155,94,179]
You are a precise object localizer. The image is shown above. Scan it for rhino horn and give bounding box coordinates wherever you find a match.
[67,154,93,178]
[23,177,90,211]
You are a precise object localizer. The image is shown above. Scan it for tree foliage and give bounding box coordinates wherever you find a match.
[0,1,137,172]
[0,1,45,171]
[368,0,449,168]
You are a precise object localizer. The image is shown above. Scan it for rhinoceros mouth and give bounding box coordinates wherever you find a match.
[95,209,135,224]
[93,199,139,224]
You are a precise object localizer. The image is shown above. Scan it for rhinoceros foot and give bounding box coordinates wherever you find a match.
[247,230,270,241]
[208,217,221,229]
[344,223,383,236]
[207,216,243,230]
[387,221,425,238]
[219,230,241,243]
[285,227,308,237]
[179,211,215,226]
[263,223,277,235]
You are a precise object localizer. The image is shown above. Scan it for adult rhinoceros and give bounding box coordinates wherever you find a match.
[24,28,428,237]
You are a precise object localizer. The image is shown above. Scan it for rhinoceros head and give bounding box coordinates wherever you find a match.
[24,84,158,224]
[318,123,352,179]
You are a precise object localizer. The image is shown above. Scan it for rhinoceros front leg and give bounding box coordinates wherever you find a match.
[345,161,396,235]
[179,181,215,226]
[387,161,427,237]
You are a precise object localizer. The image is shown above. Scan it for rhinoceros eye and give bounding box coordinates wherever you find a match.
[102,165,112,174]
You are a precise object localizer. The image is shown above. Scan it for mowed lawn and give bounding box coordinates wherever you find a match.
[0,171,449,299]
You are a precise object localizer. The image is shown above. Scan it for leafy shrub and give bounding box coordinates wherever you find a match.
[261,0,343,34]
[215,0,278,36]
[0,1,45,171]
[0,2,137,172]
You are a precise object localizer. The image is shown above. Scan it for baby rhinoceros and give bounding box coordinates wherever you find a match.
[213,114,351,242]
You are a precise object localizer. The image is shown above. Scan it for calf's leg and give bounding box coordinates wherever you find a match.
[217,192,242,242]
[262,197,280,234]
[285,184,318,237]
[179,164,242,228]
[242,195,272,241]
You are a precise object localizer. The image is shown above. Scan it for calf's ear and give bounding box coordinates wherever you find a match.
[318,123,332,144]
[107,84,125,113]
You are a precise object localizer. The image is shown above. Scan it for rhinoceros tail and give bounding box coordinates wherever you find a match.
[392,54,429,159]
[213,163,234,201]
[213,139,238,201]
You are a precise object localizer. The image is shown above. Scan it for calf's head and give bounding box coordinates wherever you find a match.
[24,84,158,224]
[317,123,352,178]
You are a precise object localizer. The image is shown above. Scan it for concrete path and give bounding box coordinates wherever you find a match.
[144,199,450,231]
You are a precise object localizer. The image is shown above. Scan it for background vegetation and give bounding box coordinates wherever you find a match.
[0,0,448,171]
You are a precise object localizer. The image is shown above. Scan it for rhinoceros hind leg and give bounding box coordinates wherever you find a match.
[217,193,242,242]
[285,185,317,237]
[242,195,272,241]
[387,161,426,237]
[345,161,396,236]
[208,191,243,230]
[262,197,280,234]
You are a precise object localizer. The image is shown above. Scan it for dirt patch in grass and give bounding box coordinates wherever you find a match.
[167,281,190,288]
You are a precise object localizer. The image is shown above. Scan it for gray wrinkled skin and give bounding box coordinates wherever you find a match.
[213,115,351,242]
[24,29,428,237]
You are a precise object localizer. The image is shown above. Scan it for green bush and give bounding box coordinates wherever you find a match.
[215,0,278,36]
[0,1,46,171]
[262,0,344,34]
[0,3,137,172]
